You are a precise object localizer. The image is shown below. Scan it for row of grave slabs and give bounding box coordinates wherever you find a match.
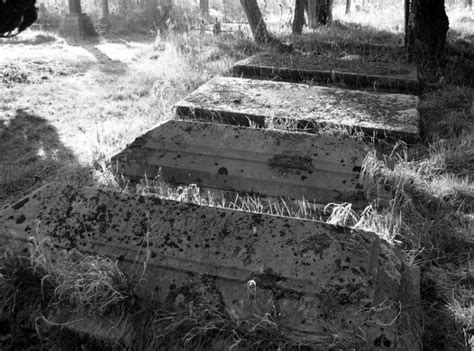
[0,50,422,349]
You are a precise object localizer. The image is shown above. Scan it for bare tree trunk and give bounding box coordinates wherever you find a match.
[100,0,111,32]
[240,0,292,52]
[69,0,82,14]
[404,0,409,47]
[200,0,209,20]
[345,0,351,14]
[101,0,110,18]
[120,0,129,16]
[307,0,317,28]
[328,0,333,22]
[308,0,332,28]
[240,0,273,44]
[293,0,306,33]
[146,0,158,28]
[407,0,449,80]
[466,0,472,8]
[156,0,173,36]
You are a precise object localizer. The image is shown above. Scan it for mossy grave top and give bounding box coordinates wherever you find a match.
[0,183,421,350]
[233,52,419,94]
[112,120,368,205]
[176,77,420,141]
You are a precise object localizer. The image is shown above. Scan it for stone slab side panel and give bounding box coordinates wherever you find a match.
[175,77,420,142]
[233,53,420,94]
[0,184,421,350]
[111,120,368,205]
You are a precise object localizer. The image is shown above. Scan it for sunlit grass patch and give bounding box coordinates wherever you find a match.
[0,59,92,88]
[447,6,474,38]
[1,32,250,207]
[332,3,405,34]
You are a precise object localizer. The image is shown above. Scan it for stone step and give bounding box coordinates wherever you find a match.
[111,120,368,205]
[0,183,421,350]
[233,53,419,94]
[175,77,420,142]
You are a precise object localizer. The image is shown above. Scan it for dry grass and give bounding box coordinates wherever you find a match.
[325,87,474,350]
[1,7,474,349]
[0,30,258,208]
[0,237,324,350]
[134,178,326,221]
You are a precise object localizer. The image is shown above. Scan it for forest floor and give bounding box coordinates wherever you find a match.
[0,5,473,350]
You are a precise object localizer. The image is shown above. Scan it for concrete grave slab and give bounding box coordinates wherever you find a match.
[111,120,368,205]
[175,77,420,142]
[233,53,420,94]
[290,40,407,60]
[0,183,421,350]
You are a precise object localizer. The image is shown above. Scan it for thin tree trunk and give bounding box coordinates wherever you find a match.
[120,0,128,16]
[240,0,273,44]
[466,0,472,8]
[68,0,82,14]
[345,0,351,14]
[312,0,332,25]
[100,0,111,32]
[156,0,173,36]
[146,0,158,27]
[327,0,333,22]
[307,0,317,28]
[404,0,410,47]
[240,0,292,52]
[293,0,306,33]
[101,0,110,18]
[200,0,209,20]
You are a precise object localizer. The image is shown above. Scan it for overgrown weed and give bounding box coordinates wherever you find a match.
[319,80,473,349]
[363,86,472,349]
[0,236,328,350]
[1,11,473,350]
[136,177,326,221]
[0,31,256,208]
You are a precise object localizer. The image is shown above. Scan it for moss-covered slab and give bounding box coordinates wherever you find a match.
[233,53,419,94]
[175,77,420,141]
[0,183,421,350]
[111,120,368,205]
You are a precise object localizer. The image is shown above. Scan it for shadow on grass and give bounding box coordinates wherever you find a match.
[287,21,406,61]
[80,44,130,75]
[421,269,473,351]
[103,33,155,45]
[444,29,474,87]
[0,109,87,209]
[368,176,473,350]
[62,38,130,75]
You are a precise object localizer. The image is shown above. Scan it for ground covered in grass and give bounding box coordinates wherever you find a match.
[1,6,473,350]
[0,30,258,208]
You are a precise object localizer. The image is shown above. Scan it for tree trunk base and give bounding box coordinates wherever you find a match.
[407,0,449,82]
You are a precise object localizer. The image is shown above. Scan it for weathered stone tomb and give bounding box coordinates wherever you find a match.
[112,120,368,205]
[175,77,420,141]
[0,183,421,350]
[233,53,420,94]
